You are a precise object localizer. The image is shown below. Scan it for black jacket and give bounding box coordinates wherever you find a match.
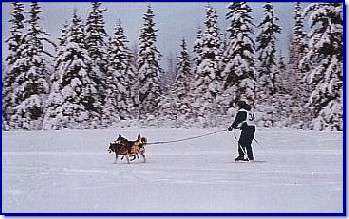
[229,104,253,130]
[230,110,248,130]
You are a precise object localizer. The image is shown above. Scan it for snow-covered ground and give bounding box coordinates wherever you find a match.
[2,128,343,213]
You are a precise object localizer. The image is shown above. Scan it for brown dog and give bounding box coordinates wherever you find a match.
[108,134,147,164]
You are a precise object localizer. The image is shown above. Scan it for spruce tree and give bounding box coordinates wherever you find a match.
[289,3,311,129]
[42,23,69,130]
[175,39,192,124]
[158,86,177,127]
[158,53,178,125]
[291,3,307,57]
[288,3,307,91]
[85,2,107,69]
[274,54,293,127]
[158,53,174,97]
[43,69,63,130]
[138,5,161,122]
[10,3,54,130]
[301,3,343,131]
[275,54,287,95]
[104,22,137,126]
[189,26,203,121]
[57,21,69,47]
[44,11,102,129]
[193,26,203,69]
[255,2,281,127]
[221,3,255,113]
[192,5,221,127]
[3,2,25,130]
[85,2,107,118]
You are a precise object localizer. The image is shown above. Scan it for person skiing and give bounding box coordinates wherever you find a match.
[228,100,255,162]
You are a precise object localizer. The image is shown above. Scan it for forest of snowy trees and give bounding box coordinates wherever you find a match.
[2,2,343,131]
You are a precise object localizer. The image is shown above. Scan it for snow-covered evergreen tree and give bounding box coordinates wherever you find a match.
[43,71,63,130]
[158,52,178,125]
[131,42,139,70]
[158,86,177,127]
[103,22,138,126]
[255,2,281,127]
[175,39,192,124]
[160,52,177,93]
[2,2,25,130]
[215,30,230,119]
[275,54,287,95]
[189,26,203,121]
[130,42,140,120]
[220,31,229,58]
[291,3,307,57]
[44,11,102,129]
[10,3,55,130]
[221,3,255,114]
[42,22,69,130]
[288,3,312,129]
[301,3,343,131]
[274,54,293,127]
[192,5,221,127]
[4,2,25,66]
[193,26,203,69]
[288,3,307,90]
[57,21,69,47]
[138,5,161,122]
[85,2,108,115]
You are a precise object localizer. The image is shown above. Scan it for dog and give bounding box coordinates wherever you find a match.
[108,134,147,164]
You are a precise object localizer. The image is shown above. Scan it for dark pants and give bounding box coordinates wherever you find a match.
[237,126,255,160]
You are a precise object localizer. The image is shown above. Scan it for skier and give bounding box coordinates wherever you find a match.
[228,100,255,162]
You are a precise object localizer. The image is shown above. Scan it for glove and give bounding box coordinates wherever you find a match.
[228,127,233,131]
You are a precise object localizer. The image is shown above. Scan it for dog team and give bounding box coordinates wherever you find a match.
[108,99,256,164]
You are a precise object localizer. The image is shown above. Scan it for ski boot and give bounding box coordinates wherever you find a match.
[235,156,249,162]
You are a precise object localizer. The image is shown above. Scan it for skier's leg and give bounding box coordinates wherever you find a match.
[236,132,247,160]
[237,142,245,158]
[246,144,254,160]
[245,126,255,160]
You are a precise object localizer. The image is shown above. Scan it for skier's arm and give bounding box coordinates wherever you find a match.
[228,111,247,130]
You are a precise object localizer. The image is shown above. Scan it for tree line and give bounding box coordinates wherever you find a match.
[2,2,343,131]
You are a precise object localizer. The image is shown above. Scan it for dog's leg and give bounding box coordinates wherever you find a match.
[114,154,118,164]
[126,155,130,164]
[130,155,136,161]
[142,154,146,163]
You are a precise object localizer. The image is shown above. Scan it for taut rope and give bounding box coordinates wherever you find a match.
[146,129,227,145]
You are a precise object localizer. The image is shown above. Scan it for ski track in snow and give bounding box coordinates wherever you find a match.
[2,128,343,213]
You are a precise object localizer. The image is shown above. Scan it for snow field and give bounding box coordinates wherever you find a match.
[2,128,343,213]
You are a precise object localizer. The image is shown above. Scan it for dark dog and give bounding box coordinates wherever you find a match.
[108,134,147,164]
